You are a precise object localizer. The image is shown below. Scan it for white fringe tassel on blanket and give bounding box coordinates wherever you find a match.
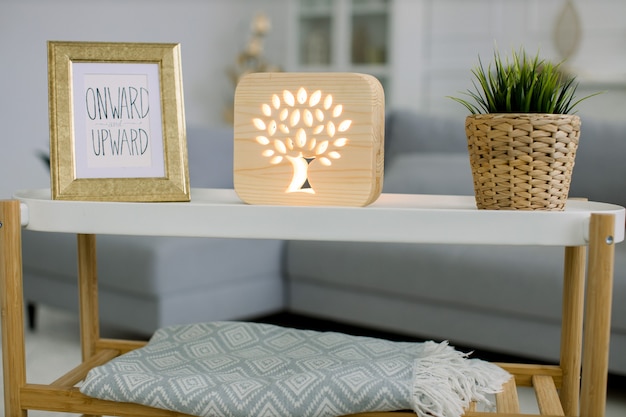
[411,341,511,416]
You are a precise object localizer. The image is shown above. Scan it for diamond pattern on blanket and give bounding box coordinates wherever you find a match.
[80,321,511,417]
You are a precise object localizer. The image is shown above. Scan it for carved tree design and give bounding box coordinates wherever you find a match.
[252,87,352,193]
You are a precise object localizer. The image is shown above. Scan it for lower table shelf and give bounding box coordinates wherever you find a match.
[18,337,571,416]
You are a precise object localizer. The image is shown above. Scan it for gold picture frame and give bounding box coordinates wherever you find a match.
[48,41,190,201]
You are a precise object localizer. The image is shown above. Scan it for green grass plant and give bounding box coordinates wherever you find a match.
[449,48,598,114]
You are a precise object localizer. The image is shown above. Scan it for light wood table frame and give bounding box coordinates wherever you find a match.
[2,188,624,417]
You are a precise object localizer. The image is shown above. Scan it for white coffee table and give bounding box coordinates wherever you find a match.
[2,188,624,416]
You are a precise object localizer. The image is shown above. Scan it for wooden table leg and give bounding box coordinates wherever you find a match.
[77,234,102,417]
[580,213,616,417]
[0,200,27,417]
[77,234,100,361]
[560,245,586,416]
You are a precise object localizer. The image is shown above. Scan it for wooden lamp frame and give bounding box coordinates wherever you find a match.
[233,72,385,206]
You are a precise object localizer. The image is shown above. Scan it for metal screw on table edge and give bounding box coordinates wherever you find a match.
[0,221,3,228]
[606,235,614,245]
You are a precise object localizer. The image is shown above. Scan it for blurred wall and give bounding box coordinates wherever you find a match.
[1,0,624,199]
[0,0,289,198]
[389,0,626,119]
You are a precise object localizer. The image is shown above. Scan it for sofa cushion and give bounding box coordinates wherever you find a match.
[569,117,626,208]
[286,240,626,334]
[22,230,284,297]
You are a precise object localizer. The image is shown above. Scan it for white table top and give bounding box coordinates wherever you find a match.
[14,188,625,246]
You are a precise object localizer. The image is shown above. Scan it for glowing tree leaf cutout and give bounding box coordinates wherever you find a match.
[338,120,352,132]
[316,140,329,154]
[297,87,307,104]
[267,120,277,135]
[290,109,300,127]
[272,94,281,109]
[274,139,287,154]
[303,109,314,127]
[252,88,352,194]
[309,90,322,106]
[256,136,270,145]
[253,118,266,130]
[327,121,336,137]
[324,94,333,110]
[334,138,348,147]
[295,128,307,147]
[283,90,295,106]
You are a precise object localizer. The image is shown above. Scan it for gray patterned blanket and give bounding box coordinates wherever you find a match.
[80,322,510,417]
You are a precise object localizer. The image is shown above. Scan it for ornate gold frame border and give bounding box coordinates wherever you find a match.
[48,41,189,201]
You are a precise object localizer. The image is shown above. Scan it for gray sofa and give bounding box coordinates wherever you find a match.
[22,110,626,376]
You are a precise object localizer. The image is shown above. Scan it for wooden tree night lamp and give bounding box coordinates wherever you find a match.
[233,72,385,206]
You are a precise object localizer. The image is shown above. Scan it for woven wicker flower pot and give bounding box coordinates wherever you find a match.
[465,113,581,210]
